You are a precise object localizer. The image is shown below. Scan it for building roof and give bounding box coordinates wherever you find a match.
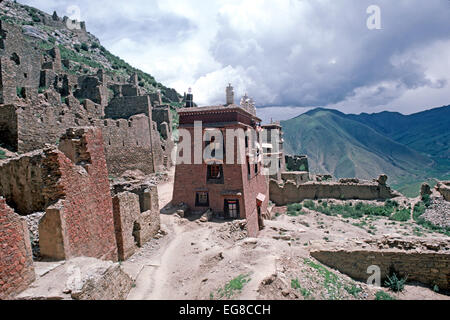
[178,104,261,122]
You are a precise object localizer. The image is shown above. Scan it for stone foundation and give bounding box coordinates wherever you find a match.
[310,237,450,291]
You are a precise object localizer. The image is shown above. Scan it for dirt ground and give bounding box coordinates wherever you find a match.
[124,171,450,301]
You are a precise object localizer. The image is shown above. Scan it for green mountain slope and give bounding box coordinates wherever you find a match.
[282,108,449,196]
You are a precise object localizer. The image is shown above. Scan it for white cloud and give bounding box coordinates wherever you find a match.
[20,0,450,118]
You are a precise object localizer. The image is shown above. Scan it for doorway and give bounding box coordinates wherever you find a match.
[224,199,240,219]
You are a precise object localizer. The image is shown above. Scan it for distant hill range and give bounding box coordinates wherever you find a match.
[281,105,450,196]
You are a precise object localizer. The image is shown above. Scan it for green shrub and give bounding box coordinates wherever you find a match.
[413,202,426,221]
[0,150,6,160]
[385,199,399,208]
[16,86,24,98]
[38,86,47,94]
[390,209,410,222]
[291,279,312,298]
[81,43,89,51]
[216,274,251,299]
[384,272,407,293]
[303,200,316,210]
[421,194,431,208]
[345,285,362,297]
[375,290,395,300]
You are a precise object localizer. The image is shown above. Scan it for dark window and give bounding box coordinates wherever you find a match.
[207,165,224,184]
[208,165,221,179]
[196,192,209,207]
[224,199,240,219]
[247,157,251,178]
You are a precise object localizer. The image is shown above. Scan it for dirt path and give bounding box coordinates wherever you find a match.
[125,180,449,301]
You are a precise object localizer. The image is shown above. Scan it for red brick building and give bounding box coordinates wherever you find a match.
[172,105,269,237]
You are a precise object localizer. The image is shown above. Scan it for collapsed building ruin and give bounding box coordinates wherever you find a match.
[0,20,175,176]
[269,174,400,206]
[0,127,162,299]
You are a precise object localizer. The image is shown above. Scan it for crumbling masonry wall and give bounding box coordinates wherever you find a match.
[105,96,152,120]
[39,127,118,261]
[285,155,309,172]
[437,181,450,202]
[112,190,160,261]
[0,198,35,300]
[0,21,42,104]
[0,96,103,153]
[269,179,398,206]
[112,192,141,261]
[0,104,18,150]
[93,115,155,176]
[310,243,450,291]
[0,127,118,261]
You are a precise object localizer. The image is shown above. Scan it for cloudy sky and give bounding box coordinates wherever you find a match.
[20,0,450,121]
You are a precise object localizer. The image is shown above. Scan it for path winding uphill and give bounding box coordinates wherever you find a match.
[125,174,279,300]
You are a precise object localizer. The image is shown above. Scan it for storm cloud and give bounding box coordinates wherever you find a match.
[20,0,450,119]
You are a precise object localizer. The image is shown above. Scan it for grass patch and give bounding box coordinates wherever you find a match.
[215,274,251,300]
[375,290,396,300]
[389,209,411,222]
[0,150,6,160]
[384,272,407,293]
[291,278,312,298]
[345,284,362,298]
[287,203,304,216]
[304,259,343,300]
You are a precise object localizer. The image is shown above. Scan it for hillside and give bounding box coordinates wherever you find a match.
[282,107,450,196]
[346,106,450,161]
[0,0,182,105]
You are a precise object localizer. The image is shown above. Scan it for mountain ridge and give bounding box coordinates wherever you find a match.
[281,105,450,196]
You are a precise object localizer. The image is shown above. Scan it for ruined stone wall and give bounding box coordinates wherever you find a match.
[0,127,118,261]
[112,190,160,261]
[93,115,155,176]
[269,179,398,206]
[0,149,56,215]
[437,181,450,202]
[112,192,141,261]
[0,94,103,153]
[0,104,18,150]
[0,21,42,104]
[38,127,118,261]
[74,76,108,106]
[281,171,310,185]
[285,155,309,172]
[0,198,35,300]
[311,248,450,291]
[105,95,152,120]
[152,106,172,132]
